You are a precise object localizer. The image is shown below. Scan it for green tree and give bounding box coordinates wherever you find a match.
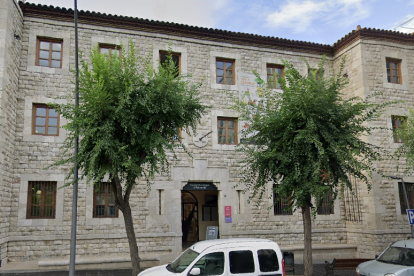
[52,42,207,276]
[232,57,388,276]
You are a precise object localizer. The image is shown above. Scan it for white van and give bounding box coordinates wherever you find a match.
[138,238,285,276]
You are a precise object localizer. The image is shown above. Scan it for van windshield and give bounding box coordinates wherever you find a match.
[168,248,200,273]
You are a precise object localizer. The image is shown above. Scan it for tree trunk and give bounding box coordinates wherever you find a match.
[121,202,141,276]
[302,200,313,276]
[111,175,141,276]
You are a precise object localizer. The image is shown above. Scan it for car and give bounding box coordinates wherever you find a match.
[137,238,285,276]
[356,239,414,276]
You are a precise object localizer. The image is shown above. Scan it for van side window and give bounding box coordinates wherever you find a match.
[229,250,255,274]
[193,252,224,275]
[258,249,279,272]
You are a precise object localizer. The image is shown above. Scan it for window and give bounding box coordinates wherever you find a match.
[99,44,121,58]
[192,252,224,275]
[386,58,401,84]
[216,59,235,85]
[399,182,414,214]
[273,187,292,215]
[258,249,279,272]
[317,191,334,215]
[160,51,180,77]
[267,64,284,89]
[36,38,63,68]
[229,250,255,274]
[218,118,238,145]
[32,104,59,136]
[93,182,118,218]
[392,116,406,143]
[27,181,56,219]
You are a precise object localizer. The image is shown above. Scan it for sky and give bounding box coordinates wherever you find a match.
[26,0,414,45]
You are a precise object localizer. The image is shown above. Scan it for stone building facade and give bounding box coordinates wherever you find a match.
[1,0,414,269]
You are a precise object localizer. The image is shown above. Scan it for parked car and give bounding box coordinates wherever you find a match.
[356,239,414,276]
[137,238,285,276]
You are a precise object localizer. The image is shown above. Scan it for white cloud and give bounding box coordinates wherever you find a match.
[266,0,371,33]
[394,14,414,33]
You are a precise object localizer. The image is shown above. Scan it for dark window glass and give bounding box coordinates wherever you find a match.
[386,59,401,84]
[193,252,224,275]
[218,118,238,145]
[160,52,180,77]
[317,191,334,215]
[399,182,414,214]
[216,59,235,85]
[229,250,255,274]
[392,116,406,143]
[267,65,284,89]
[93,182,118,218]
[99,44,121,58]
[273,187,292,215]
[27,181,56,219]
[258,249,279,272]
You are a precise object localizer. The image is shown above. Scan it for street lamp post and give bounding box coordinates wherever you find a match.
[389,175,414,238]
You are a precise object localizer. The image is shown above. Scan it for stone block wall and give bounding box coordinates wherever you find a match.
[2,3,414,265]
[0,0,23,265]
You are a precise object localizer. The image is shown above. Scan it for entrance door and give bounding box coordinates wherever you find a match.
[181,191,198,243]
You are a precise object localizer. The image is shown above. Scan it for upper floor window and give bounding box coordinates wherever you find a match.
[218,117,238,145]
[392,115,406,143]
[36,38,63,68]
[399,182,414,214]
[27,181,56,219]
[386,58,402,84]
[93,182,118,218]
[317,191,334,215]
[99,44,121,58]
[160,51,180,77]
[216,59,235,85]
[32,104,59,136]
[267,65,284,89]
[273,187,292,215]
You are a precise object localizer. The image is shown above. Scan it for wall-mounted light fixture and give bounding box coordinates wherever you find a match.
[14,32,21,40]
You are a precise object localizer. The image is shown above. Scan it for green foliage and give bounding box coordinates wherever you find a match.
[233,56,390,211]
[396,111,414,170]
[52,41,207,189]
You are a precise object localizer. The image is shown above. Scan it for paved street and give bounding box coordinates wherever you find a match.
[0,264,357,276]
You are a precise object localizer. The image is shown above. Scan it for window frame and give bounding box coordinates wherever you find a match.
[36,37,63,68]
[266,64,284,89]
[273,188,293,216]
[99,43,121,58]
[26,181,57,219]
[217,117,238,145]
[386,58,402,84]
[32,104,60,136]
[399,182,414,215]
[317,191,334,215]
[93,182,119,218]
[392,115,406,143]
[159,51,181,76]
[216,58,235,85]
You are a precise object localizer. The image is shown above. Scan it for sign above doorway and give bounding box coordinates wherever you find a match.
[183,182,217,191]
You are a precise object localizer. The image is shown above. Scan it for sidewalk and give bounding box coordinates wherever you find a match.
[0,264,357,276]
